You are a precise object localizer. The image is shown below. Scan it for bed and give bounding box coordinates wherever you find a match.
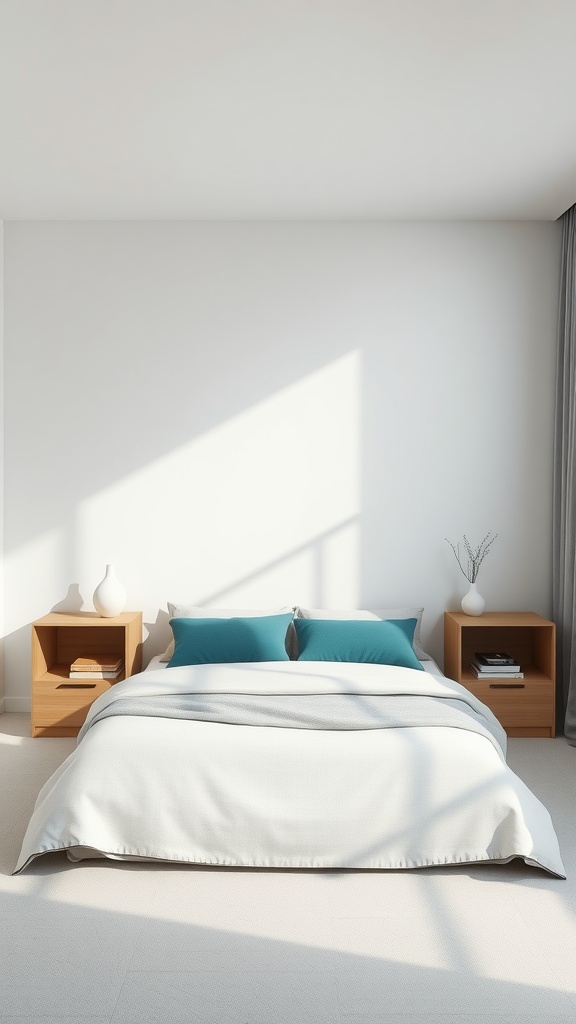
[14,608,566,877]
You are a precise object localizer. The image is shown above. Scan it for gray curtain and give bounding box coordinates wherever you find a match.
[553,203,576,742]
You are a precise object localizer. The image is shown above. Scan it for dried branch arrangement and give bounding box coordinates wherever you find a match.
[445,532,497,583]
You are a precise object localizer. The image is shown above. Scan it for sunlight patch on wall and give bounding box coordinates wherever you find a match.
[76,352,361,610]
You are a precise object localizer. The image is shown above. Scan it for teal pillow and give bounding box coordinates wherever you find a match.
[294,617,424,669]
[168,613,293,666]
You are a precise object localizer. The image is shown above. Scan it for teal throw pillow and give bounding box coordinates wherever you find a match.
[294,617,423,669]
[168,613,293,667]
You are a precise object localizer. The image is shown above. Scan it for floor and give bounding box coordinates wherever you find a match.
[1,712,575,1024]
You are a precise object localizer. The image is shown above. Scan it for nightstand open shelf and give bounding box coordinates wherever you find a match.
[31,611,142,737]
[444,611,556,738]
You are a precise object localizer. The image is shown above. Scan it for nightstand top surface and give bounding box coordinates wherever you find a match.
[445,611,554,628]
[33,611,142,627]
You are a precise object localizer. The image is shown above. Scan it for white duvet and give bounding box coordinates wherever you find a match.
[15,661,566,877]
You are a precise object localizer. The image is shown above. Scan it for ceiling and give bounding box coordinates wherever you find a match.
[1,0,576,221]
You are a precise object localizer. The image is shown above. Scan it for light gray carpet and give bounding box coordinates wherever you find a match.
[1,712,575,1023]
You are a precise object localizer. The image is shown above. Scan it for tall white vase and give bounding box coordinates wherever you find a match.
[461,581,485,616]
[93,564,127,618]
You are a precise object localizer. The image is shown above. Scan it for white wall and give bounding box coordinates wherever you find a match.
[0,221,3,712]
[3,222,560,709]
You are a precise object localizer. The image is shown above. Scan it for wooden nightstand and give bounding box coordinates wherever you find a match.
[31,611,143,737]
[444,611,556,738]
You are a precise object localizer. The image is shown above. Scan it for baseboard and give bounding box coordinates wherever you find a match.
[0,696,4,715]
[4,697,31,713]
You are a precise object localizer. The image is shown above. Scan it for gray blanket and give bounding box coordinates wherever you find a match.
[86,691,507,757]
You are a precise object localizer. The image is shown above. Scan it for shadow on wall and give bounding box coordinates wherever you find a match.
[6,514,458,699]
[52,584,84,614]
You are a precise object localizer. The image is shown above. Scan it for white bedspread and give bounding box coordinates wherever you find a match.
[15,662,566,877]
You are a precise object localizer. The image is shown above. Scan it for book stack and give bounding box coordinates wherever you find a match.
[69,654,124,680]
[470,652,524,679]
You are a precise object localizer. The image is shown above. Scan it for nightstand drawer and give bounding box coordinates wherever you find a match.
[463,678,554,729]
[33,678,115,729]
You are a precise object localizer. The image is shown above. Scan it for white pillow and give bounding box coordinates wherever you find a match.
[293,606,429,660]
[160,605,295,662]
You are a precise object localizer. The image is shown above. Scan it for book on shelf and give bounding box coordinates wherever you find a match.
[474,652,517,667]
[68,668,122,680]
[469,663,524,679]
[69,655,124,679]
[70,654,123,673]
[470,657,521,674]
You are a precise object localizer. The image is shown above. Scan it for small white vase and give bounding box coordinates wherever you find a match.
[461,581,485,616]
[93,564,127,618]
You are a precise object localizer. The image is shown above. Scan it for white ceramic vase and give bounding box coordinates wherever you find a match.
[461,580,485,616]
[93,564,127,618]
